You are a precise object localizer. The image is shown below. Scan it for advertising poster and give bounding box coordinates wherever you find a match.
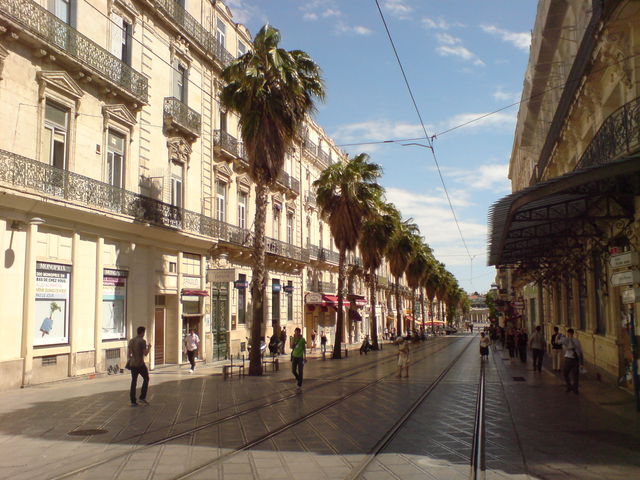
[34,262,71,346]
[103,269,127,340]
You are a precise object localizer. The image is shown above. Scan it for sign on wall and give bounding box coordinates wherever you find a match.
[34,262,71,346]
[103,269,127,340]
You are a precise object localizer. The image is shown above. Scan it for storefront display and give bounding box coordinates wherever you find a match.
[34,262,71,346]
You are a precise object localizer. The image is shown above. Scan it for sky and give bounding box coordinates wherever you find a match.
[226,0,538,294]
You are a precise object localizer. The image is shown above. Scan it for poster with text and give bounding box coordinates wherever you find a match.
[103,270,127,340]
[34,262,71,346]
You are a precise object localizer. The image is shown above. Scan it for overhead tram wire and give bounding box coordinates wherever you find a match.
[373,0,474,272]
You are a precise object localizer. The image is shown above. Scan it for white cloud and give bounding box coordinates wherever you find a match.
[480,25,531,52]
[493,87,521,102]
[422,16,463,30]
[303,12,319,21]
[332,120,425,146]
[436,45,485,66]
[444,163,511,192]
[383,0,413,19]
[322,8,341,18]
[385,187,486,247]
[336,22,372,35]
[441,110,516,131]
[224,0,262,25]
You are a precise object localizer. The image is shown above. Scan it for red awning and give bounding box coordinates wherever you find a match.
[307,294,367,308]
[181,289,209,296]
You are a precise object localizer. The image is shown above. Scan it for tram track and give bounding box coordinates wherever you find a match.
[49,337,455,480]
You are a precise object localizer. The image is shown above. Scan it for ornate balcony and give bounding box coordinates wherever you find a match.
[0,0,148,104]
[317,149,331,166]
[309,245,340,265]
[154,0,234,67]
[305,192,316,206]
[303,138,317,159]
[0,149,310,264]
[306,280,336,293]
[163,97,201,138]
[577,96,640,169]
[276,170,300,194]
[214,130,240,158]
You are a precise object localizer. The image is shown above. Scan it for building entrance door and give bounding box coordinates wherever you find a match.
[154,307,165,365]
[211,282,229,360]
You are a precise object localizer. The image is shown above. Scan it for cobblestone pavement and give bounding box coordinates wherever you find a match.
[0,335,638,480]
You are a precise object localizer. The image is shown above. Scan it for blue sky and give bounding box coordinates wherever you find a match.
[227,0,537,294]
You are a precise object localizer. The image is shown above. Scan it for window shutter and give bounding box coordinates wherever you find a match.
[110,13,124,60]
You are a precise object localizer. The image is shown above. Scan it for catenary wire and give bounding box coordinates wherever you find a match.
[373,0,474,266]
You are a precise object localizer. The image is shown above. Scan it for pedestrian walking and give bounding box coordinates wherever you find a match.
[291,327,306,392]
[529,325,546,372]
[128,326,150,406]
[395,336,410,377]
[560,328,583,394]
[279,326,287,355]
[320,330,328,354]
[384,327,389,340]
[310,329,317,353]
[183,328,200,373]
[550,326,564,371]
[517,329,528,363]
[506,327,516,358]
[479,332,490,360]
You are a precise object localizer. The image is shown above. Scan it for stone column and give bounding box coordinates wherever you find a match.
[69,232,80,377]
[177,251,183,365]
[94,237,103,372]
[21,222,38,387]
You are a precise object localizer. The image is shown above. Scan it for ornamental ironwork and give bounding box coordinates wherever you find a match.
[163,97,201,137]
[0,149,309,263]
[317,149,331,166]
[0,0,148,103]
[276,170,300,194]
[303,138,317,158]
[214,130,239,157]
[577,96,640,169]
[305,192,316,206]
[154,0,234,67]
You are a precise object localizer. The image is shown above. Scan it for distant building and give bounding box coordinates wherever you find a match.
[468,293,488,324]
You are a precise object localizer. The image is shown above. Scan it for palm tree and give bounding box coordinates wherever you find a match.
[406,242,434,334]
[359,201,397,349]
[386,216,419,337]
[423,268,440,334]
[221,25,325,375]
[314,153,383,358]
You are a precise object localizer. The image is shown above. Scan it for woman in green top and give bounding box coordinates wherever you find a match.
[291,327,307,392]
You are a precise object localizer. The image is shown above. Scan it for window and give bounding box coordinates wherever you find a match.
[593,252,606,335]
[237,40,246,57]
[106,130,125,188]
[319,223,323,250]
[48,0,70,23]
[110,13,132,66]
[216,180,226,222]
[173,61,188,103]
[273,206,281,240]
[287,280,293,322]
[306,217,311,246]
[564,275,573,327]
[171,160,183,208]
[238,191,247,229]
[287,213,294,244]
[238,273,246,324]
[216,19,226,48]
[578,269,587,331]
[219,110,227,132]
[42,101,69,170]
[272,279,280,328]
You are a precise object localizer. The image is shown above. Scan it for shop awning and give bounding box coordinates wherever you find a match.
[181,289,209,296]
[488,157,640,271]
[306,294,367,307]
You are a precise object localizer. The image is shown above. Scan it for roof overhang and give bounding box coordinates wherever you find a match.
[488,156,640,268]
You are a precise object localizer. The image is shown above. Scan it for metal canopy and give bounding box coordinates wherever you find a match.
[488,157,640,268]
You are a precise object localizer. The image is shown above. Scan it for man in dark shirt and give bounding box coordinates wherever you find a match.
[128,326,151,406]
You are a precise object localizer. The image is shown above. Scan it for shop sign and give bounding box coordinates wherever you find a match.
[622,288,640,304]
[611,270,640,287]
[183,276,200,288]
[207,268,235,283]
[609,252,639,269]
[283,285,294,293]
[234,280,249,289]
[35,262,71,346]
[272,283,281,293]
[305,292,323,304]
[103,269,127,340]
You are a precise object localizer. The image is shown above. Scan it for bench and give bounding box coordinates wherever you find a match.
[262,355,279,372]
[222,357,245,380]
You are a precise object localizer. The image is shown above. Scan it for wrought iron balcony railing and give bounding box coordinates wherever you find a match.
[0,149,309,263]
[163,97,201,137]
[0,0,148,103]
[317,149,331,166]
[577,96,640,169]
[309,245,340,265]
[154,0,234,67]
[306,280,336,293]
[276,170,300,194]
[303,138,318,158]
[214,130,240,157]
[305,192,316,206]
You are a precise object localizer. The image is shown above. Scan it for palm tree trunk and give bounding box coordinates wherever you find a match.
[249,180,268,376]
[395,277,402,337]
[420,289,426,336]
[369,269,379,349]
[411,288,417,334]
[333,249,346,359]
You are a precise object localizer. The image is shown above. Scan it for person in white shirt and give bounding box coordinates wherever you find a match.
[550,326,564,371]
[184,328,200,373]
[559,328,583,394]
